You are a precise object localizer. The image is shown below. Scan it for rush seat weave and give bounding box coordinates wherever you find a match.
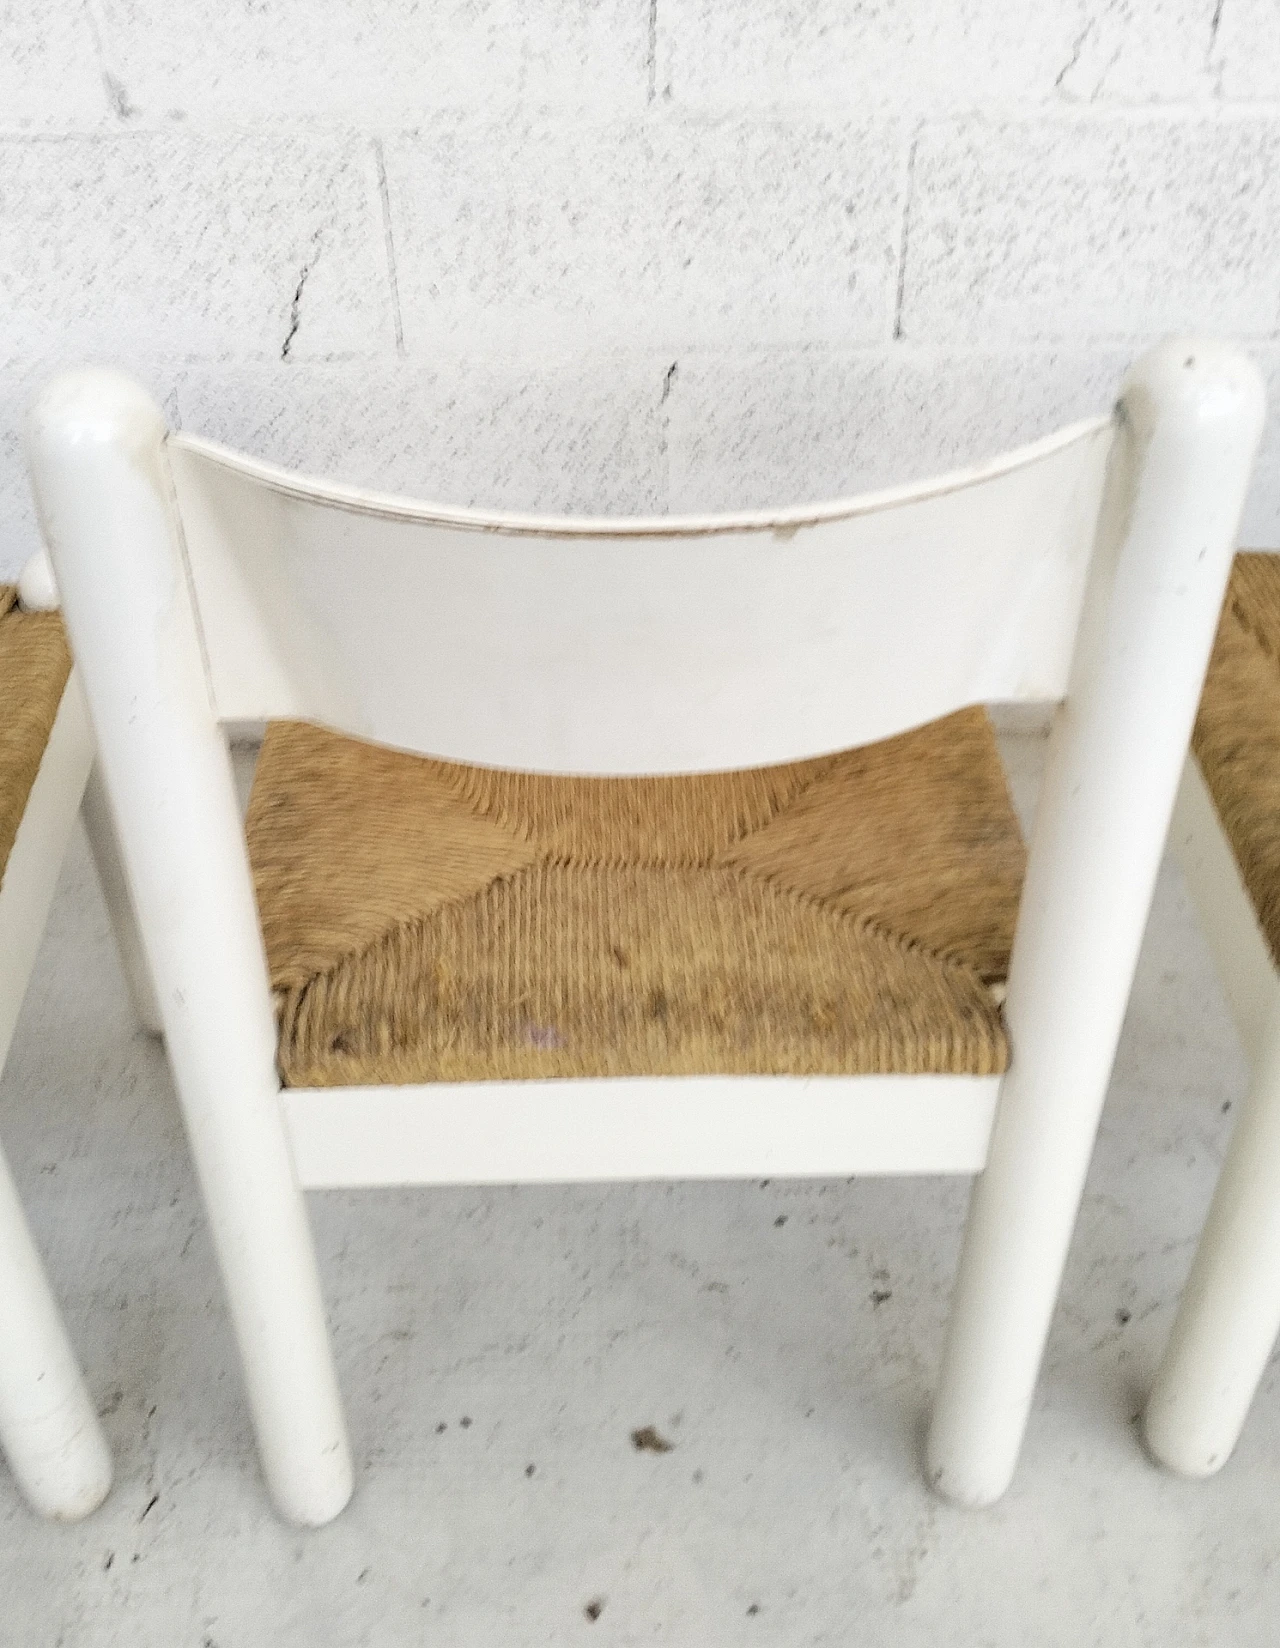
[0,587,71,889]
[1194,553,1280,966]
[246,707,1027,1088]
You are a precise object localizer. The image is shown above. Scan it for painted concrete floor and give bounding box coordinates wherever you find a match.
[2,732,1278,1647]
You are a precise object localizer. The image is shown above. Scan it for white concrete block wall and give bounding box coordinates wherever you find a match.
[382,118,905,351]
[2,0,1278,576]
[904,118,1280,343]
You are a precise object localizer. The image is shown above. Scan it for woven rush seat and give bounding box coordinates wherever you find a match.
[0,587,71,890]
[245,707,1027,1088]
[1194,553,1280,966]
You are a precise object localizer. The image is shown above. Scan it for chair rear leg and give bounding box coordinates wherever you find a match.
[1144,1004,1280,1476]
[0,1142,111,1520]
[81,762,163,1036]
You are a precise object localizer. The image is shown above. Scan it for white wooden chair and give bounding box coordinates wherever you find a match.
[28,339,1263,1527]
[1144,552,1280,1478]
[0,553,145,1520]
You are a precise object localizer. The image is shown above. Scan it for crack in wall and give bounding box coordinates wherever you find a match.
[102,70,135,120]
[658,358,678,511]
[647,0,658,103]
[281,262,312,360]
[82,0,136,122]
[1207,0,1227,96]
[1209,0,1226,53]
[373,138,406,358]
[1054,16,1125,104]
[1054,22,1094,92]
[892,132,919,342]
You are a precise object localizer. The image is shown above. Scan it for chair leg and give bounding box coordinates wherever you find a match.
[80,762,163,1037]
[0,1142,111,1520]
[1144,1003,1280,1476]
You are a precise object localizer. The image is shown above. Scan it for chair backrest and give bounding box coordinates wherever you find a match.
[163,417,1113,774]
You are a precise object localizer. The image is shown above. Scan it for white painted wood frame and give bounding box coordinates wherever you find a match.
[29,338,1264,1524]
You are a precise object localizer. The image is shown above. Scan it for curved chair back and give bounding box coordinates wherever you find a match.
[166,417,1113,772]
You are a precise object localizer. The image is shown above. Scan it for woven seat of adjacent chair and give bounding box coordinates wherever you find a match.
[245,705,1026,1088]
[1193,553,1280,969]
[0,586,71,887]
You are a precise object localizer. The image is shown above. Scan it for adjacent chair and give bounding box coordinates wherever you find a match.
[1145,552,1280,1478]
[0,561,112,1519]
[28,339,1263,1526]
